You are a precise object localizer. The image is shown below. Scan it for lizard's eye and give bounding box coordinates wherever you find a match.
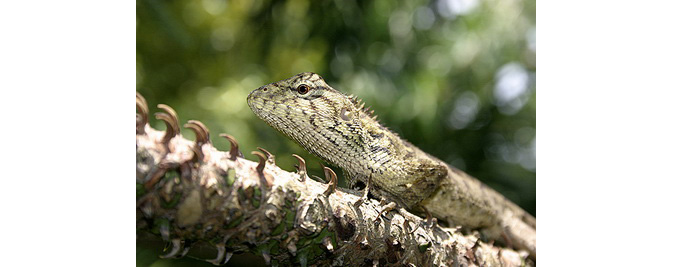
[297,84,311,95]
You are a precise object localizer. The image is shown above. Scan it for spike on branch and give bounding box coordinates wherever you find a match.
[374,201,397,223]
[155,104,180,144]
[219,134,240,160]
[292,154,307,182]
[185,120,210,145]
[252,151,267,173]
[206,243,227,265]
[136,92,149,134]
[224,252,233,264]
[322,166,338,196]
[160,239,191,259]
[252,151,270,188]
[144,168,167,191]
[257,147,275,165]
[185,120,210,162]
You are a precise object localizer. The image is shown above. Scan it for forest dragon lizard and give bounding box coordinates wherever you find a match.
[247,72,536,258]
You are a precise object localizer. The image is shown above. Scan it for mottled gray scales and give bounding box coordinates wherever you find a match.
[247,72,536,258]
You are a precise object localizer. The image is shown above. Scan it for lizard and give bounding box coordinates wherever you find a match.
[247,72,536,258]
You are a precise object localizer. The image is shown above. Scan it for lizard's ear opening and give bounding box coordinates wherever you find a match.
[339,107,355,121]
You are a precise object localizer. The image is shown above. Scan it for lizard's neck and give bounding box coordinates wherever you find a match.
[334,114,424,180]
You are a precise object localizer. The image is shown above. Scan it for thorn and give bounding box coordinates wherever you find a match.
[185,120,210,162]
[178,240,191,258]
[206,243,227,265]
[354,176,372,208]
[404,219,419,234]
[322,166,338,196]
[257,147,275,165]
[292,154,307,182]
[219,134,241,160]
[358,103,365,110]
[136,92,148,134]
[251,151,270,188]
[224,252,233,264]
[184,120,210,145]
[466,239,479,262]
[155,104,180,144]
[160,239,185,259]
[396,208,424,234]
[410,220,422,234]
[157,104,179,122]
[162,241,171,253]
[154,114,175,144]
[371,115,378,120]
[144,167,167,190]
[374,201,396,223]
[471,239,481,250]
[252,151,266,172]
[420,206,435,230]
[311,175,326,183]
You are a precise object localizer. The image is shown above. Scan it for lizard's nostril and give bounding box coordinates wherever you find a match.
[263,87,268,92]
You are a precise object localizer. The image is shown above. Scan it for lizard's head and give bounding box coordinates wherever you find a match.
[247,72,367,166]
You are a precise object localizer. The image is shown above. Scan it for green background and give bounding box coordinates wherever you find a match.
[137,0,535,265]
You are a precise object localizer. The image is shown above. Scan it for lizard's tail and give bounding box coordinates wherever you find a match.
[503,215,536,259]
[421,164,536,258]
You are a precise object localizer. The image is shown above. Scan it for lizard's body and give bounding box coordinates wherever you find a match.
[247,72,536,257]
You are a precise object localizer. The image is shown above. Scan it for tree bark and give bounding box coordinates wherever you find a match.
[135,94,533,266]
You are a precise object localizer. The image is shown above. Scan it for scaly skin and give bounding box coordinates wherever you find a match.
[247,72,536,257]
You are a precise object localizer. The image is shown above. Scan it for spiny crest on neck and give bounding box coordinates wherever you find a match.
[347,94,378,121]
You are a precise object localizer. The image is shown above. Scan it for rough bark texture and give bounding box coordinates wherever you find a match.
[136,94,534,266]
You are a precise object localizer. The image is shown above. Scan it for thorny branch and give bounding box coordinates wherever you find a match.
[135,93,533,266]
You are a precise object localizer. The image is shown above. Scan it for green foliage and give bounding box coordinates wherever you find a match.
[137,0,534,264]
